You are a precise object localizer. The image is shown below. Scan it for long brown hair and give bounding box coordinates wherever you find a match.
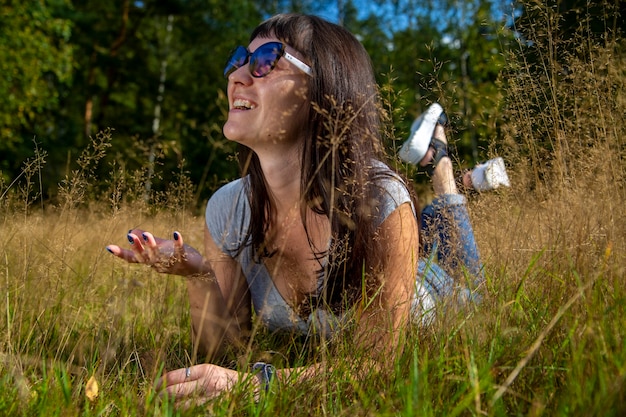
[237,13,403,312]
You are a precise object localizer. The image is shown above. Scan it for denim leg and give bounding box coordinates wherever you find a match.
[412,194,484,320]
[420,194,484,288]
[418,253,454,298]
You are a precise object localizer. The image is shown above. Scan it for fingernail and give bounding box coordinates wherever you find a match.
[106,246,114,254]
[127,234,134,244]
[173,231,180,241]
[142,233,148,241]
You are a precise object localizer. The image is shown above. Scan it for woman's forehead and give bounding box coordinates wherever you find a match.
[247,35,280,51]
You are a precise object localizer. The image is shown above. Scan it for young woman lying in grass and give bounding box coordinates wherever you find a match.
[106,12,500,405]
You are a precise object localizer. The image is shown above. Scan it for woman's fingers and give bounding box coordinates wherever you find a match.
[105,245,139,263]
[107,229,199,275]
[140,231,160,262]
[127,233,148,263]
[173,231,185,257]
[155,365,239,406]
[166,381,203,400]
[141,231,157,247]
[106,231,164,264]
[158,366,207,400]
[160,366,194,387]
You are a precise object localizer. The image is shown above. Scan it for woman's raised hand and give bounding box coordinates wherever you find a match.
[106,229,203,277]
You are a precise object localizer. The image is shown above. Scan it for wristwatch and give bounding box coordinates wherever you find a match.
[252,362,276,392]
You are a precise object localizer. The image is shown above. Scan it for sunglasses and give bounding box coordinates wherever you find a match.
[224,41,313,78]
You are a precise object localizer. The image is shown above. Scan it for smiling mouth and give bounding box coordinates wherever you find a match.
[232,99,257,110]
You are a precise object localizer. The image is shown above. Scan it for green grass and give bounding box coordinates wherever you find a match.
[1,2,625,415]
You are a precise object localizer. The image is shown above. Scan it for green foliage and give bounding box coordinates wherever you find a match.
[374,0,515,167]
[1,0,520,206]
[0,0,73,177]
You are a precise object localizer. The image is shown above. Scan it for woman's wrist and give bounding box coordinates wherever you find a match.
[186,270,217,282]
[251,362,277,393]
[185,260,217,282]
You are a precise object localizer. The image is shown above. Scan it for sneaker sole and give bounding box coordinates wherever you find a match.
[399,103,444,165]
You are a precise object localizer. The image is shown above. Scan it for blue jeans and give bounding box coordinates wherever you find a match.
[417,194,484,302]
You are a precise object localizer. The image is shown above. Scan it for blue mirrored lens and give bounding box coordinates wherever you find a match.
[223,42,284,78]
[224,46,249,78]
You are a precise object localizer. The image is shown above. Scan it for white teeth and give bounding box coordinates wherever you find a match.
[233,99,256,110]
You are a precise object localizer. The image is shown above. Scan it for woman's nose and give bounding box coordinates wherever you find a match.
[228,64,253,85]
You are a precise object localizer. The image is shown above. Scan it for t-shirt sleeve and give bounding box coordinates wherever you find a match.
[373,174,416,228]
[205,179,251,256]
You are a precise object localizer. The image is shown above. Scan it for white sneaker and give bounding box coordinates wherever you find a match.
[398,103,444,165]
[470,157,511,192]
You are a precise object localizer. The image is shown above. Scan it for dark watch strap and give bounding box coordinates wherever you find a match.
[252,362,276,392]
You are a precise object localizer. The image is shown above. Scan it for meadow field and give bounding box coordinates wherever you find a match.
[1,8,625,417]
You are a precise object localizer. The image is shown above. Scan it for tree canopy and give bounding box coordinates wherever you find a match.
[4,0,618,208]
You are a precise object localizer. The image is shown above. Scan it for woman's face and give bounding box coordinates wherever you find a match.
[223,36,310,152]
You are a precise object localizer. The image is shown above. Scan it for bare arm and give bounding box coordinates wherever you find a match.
[353,202,418,362]
[186,225,251,359]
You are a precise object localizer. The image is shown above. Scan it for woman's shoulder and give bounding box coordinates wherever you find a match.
[370,160,415,224]
[208,177,247,203]
[371,160,410,195]
[206,177,250,218]
[205,178,251,252]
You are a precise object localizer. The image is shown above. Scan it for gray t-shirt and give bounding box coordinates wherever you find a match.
[205,165,432,337]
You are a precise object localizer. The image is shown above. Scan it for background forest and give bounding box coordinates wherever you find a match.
[3,0,623,206]
[0,0,538,206]
[1,0,626,416]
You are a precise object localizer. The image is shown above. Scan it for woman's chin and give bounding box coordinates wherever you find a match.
[222,125,243,143]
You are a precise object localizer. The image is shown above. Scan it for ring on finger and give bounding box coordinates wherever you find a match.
[185,367,191,379]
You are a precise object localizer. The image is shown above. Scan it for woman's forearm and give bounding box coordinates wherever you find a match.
[186,269,248,360]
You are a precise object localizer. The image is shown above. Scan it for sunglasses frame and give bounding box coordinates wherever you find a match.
[224,41,313,78]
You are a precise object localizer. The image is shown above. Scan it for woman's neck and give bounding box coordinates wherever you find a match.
[256,143,303,213]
